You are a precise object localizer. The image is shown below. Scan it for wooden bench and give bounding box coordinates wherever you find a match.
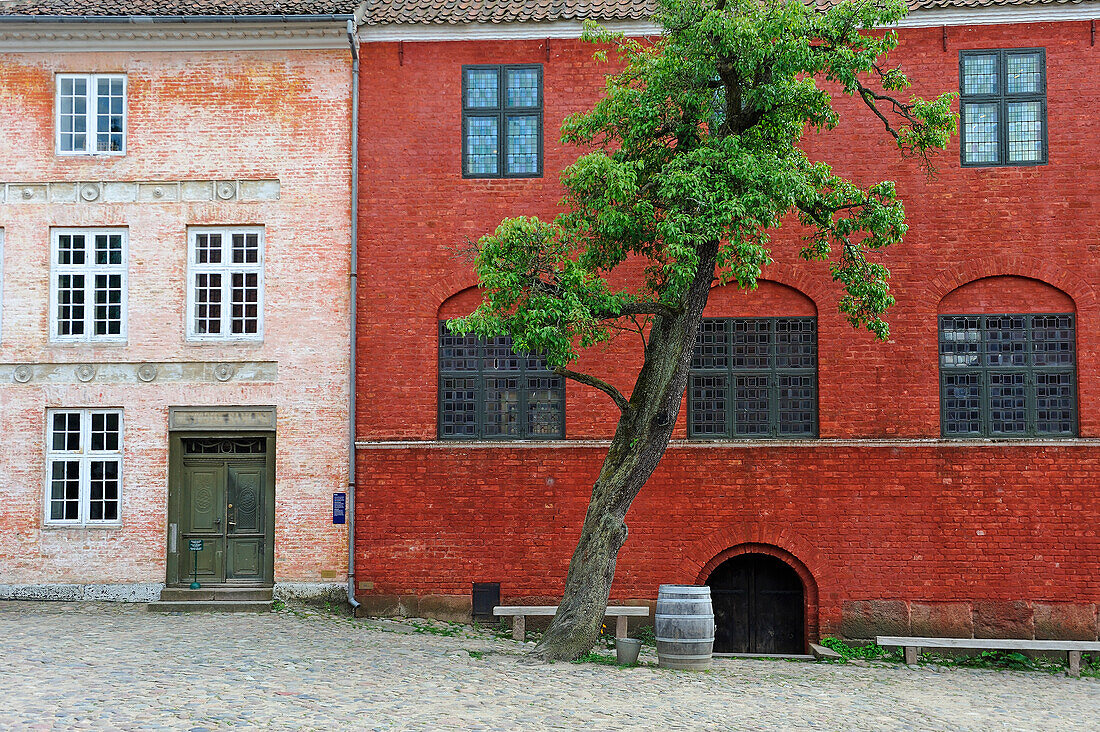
[877,636,1100,677]
[494,605,650,641]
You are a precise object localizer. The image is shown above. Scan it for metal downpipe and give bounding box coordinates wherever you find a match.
[346,19,361,612]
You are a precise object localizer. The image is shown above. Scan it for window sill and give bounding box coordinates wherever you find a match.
[42,522,123,530]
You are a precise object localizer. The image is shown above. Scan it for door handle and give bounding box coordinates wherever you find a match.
[228,503,236,529]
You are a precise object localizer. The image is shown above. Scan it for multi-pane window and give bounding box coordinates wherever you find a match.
[187,227,264,341]
[940,314,1075,437]
[56,74,126,155]
[959,49,1046,166]
[50,229,127,342]
[462,65,543,178]
[689,318,817,438]
[439,324,563,439]
[46,409,123,525]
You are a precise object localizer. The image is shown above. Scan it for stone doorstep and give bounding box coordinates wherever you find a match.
[147,600,272,614]
[158,587,273,603]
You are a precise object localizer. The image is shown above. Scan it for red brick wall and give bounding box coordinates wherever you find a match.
[354,22,1100,639]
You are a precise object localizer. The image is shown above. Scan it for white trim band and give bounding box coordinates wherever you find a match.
[355,5,1099,43]
[0,21,350,52]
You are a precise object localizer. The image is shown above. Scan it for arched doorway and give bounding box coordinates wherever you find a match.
[706,553,805,654]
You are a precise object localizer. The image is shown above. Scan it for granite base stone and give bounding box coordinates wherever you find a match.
[0,583,163,602]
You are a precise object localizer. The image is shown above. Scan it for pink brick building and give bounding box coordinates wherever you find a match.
[0,2,358,602]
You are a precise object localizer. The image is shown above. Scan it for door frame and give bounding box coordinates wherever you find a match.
[166,430,276,587]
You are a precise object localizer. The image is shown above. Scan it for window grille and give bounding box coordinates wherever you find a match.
[57,74,126,155]
[462,65,543,178]
[50,229,127,342]
[438,323,563,439]
[187,227,264,341]
[689,318,817,438]
[959,49,1046,166]
[46,409,123,525]
[939,313,1075,437]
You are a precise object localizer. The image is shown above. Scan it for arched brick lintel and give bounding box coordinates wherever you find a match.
[429,273,481,317]
[928,256,1097,311]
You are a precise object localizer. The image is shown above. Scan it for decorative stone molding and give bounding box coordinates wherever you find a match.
[0,22,349,53]
[1,179,280,205]
[0,361,277,384]
[169,406,277,432]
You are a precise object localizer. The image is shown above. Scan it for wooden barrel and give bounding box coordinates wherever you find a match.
[655,584,714,670]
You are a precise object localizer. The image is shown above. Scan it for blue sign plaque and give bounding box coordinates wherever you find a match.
[333,492,347,525]
[188,539,204,551]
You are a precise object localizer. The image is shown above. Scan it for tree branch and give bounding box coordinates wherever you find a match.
[554,368,631,413]
[598,301,680,319]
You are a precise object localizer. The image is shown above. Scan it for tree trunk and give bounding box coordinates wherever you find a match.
[530,240,721,662]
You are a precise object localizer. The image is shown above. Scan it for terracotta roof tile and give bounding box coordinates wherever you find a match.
[0,0,1091,22]
[0,0,360,16]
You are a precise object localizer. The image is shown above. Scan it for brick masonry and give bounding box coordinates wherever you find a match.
[354,22,1099,641]
[0,49,353,592]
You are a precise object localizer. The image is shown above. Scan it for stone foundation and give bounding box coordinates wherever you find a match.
[839,601,1098,642]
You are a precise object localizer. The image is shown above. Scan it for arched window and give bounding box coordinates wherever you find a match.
[939,277,1076,437]
[438,323,564,440]
[689,282,818,439]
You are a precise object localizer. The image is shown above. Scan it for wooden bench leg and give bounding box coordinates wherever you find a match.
[616,615,628,640]
[904,646,918,665]
[1068,651,1081,678]
[512,614,525,642]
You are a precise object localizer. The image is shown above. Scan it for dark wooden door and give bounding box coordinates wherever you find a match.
[178,448,268,586]
[707,554,805,654]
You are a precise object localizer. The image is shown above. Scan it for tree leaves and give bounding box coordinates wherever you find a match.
[452,0,956,363]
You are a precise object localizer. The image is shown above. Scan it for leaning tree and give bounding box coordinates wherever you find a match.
[449,0,956,661]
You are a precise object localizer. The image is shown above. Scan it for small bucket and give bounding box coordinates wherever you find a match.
[615,637,643,665]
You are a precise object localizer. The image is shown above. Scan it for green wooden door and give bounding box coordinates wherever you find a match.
[178,456,268,585]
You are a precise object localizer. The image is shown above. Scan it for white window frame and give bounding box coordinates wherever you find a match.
[186,226,266,342]
[49,228,129,344]
[55,73,127,156]
[44,408,124,527]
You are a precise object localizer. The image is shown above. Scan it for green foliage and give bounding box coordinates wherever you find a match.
[450,0,956,361]
[821,637,901,661]
[634,624,657,647]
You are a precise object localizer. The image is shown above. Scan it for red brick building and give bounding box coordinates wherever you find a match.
[352,0,1100,650]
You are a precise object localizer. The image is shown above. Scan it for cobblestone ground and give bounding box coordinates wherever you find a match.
[0,602,1096,731]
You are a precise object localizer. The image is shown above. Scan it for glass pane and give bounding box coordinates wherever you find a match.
[1031,315,1074,366]
[465,116,499,175]
[57,233,86,266]
[230,272,260,335]
[94,234,123,265]
[194,272,222,334]
[732,320,771,370]
[231,233,260,264]
[1005,52,1041,94]
[89,460,120,522]
[90,412,120,452]
[51,412,82,452]
[733,374,770,436]
[50,460,81,520]
[988,372,1027,434]
[940,316,981,367]
[983,315,1026,367]
[777,374,815,436]
[692,319,729,370]
[942,372,982,436]
[194,233,222,264]
[440,376,478,438]
[963,103,999,164]
[465,68,499,108]
[439,326,480,371]
[505,68,539,108]
[95,76,125,152]
[1035,372,1074,435]
[527,375,563,437]
[774,319,816,370]
[483,377,520,436]
[484,335,519,371]
[690,374,728,436]
[1006,101,1043,163]
[962,54,998,95]
[93,274,123,336]
[505,115,539,175]
[56,274,86,336]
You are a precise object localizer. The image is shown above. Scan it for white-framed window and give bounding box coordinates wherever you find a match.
[45,409,123,526]
[56,74,126,155]
[49,229,128,343]
[187,227,265,341]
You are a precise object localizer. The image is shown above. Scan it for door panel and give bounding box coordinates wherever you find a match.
[226,464,265,582]
[179,464,226,584]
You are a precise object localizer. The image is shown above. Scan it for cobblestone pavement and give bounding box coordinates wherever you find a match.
[0,602,1096,731]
